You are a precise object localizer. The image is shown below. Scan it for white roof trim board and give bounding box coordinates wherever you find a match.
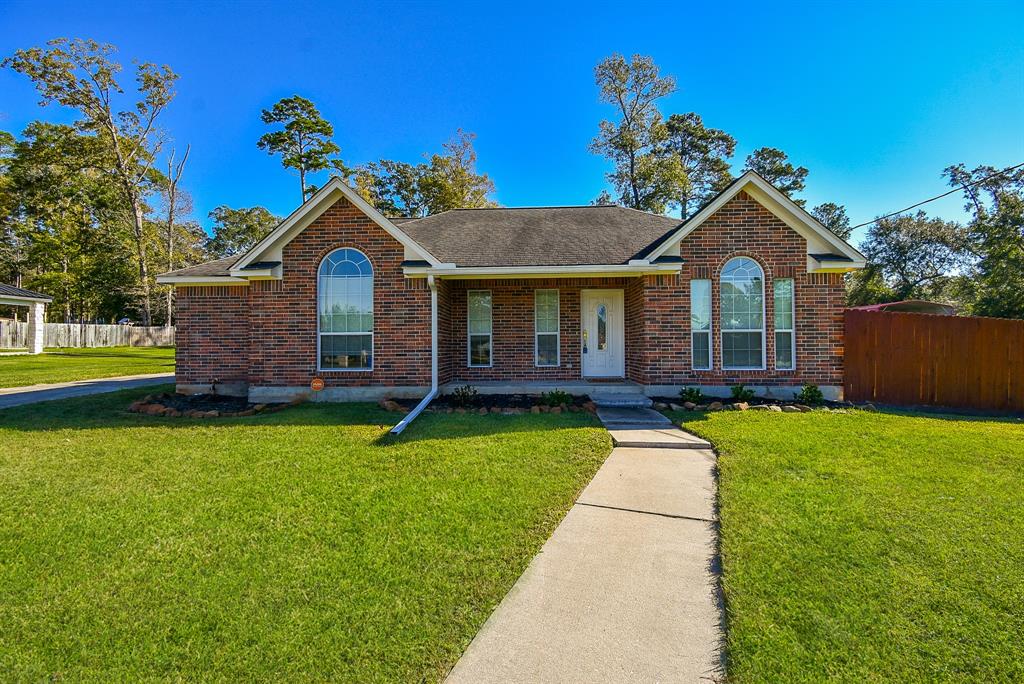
[233,177,443,270]
[644,171,867,269]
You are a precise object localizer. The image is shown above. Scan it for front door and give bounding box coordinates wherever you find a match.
[581,289,624,378]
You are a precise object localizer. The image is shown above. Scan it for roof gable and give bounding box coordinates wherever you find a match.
[644,171,866,267]
[233,177,443,272]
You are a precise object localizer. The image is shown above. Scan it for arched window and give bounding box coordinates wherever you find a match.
[720,257,764,369]
[318,248,373,370]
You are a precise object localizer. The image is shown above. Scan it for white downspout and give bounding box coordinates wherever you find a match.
[390,275,438,434]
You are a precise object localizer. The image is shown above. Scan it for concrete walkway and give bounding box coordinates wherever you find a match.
[0,373,174,409]
[446,410,724,683]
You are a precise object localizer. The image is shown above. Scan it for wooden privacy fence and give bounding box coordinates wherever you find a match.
[0,322,175,349]
[845,309,1023,412]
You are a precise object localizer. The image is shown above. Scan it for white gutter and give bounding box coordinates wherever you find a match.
[390,274,439,435]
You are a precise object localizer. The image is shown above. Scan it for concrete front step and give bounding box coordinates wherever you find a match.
[590,392,653,408]
[608,428,713,450]
[596,406,671,427]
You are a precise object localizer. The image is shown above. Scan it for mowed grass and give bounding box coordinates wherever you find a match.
[0,388,611,681]
[672,408,1024,682]
[0,346,174,388]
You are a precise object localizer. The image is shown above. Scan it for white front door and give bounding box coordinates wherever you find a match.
[581,289,625,378]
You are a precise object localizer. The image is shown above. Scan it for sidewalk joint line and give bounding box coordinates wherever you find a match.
[574,500,716,524]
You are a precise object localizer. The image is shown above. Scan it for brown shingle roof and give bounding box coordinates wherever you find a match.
[159,206,683,277]
[400,206,681,267]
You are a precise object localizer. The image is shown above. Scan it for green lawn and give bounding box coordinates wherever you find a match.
[672,408,1024,682]
[0,346,174,388]
[0,388,610,681]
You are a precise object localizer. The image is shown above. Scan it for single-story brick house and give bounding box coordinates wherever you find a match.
[158,171,865,413]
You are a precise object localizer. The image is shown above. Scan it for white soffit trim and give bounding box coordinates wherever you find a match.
[646,171,866,266]
[155,276,249,286]
[407,263,682,280]
[233,177,442,270]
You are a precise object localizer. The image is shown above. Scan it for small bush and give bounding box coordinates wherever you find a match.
[679,386,705,404]
[794,384,825,405]
[730,384,756,402]
[451,384,479,407]
[540,389,573,407]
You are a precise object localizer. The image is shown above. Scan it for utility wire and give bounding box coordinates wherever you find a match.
[850,161,1024,230]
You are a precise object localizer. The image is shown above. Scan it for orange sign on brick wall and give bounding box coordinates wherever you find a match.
[310,377,325,392]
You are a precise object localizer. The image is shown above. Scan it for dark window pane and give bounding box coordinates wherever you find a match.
[320,334,372,369]
[723,332,763,369]
[470,334,491,366]
[692,332,711,370]
[537,334,558,366]
[597,305,607,350]
[775,331,794,370]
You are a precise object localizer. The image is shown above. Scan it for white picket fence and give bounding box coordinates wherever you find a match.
[0,322,175,349]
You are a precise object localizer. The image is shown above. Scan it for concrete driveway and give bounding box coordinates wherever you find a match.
[0,373,174,409]
[445,428,725,683]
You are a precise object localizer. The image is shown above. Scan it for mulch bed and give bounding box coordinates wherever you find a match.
[383,393,596,415]
[128,392,290,418]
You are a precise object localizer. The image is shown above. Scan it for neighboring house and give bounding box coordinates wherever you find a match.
[157,171,865,404]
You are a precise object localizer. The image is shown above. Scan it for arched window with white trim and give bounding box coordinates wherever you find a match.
[318,248,373,370]
[720,257,765,370]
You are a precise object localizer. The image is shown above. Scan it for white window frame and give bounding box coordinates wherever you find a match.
[720,257,767,371]
[690,279,712,370]
[774,278,796,371]
[317,248,374,372]
[467,290,493,368]
[534,289,560,367]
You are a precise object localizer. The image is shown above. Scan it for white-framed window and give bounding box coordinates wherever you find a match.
[467,290,492,367]
[690,279,712,370]
[721,257,765,370]
[535,289,560,366]
[774,278,795,370]
[318,248,373,370]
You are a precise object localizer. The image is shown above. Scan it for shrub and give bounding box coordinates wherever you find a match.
[540,389,573,407]
[794,384,825,405]
[730,384,756,402]
[679,386,705,404]
[451,384,479,407]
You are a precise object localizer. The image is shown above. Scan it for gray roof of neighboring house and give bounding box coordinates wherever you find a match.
[400,206,681,267]
[160,206,683,278]
[0,283,52,302]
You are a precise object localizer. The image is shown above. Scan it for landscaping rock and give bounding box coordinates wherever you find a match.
[539,405,550,413]
[382,400,403,412]
[708,401,723,411]
[863,403,878,412]
[749,405,770,411]
[253,403,267,412]
[478,407,488,415]
[531,405,541,414]
[455,407,466,414]
[734,402,750,411]
[653,402,669,410]
[795,404,812,413]
[767,405,783,412]
[490,406,501,414]
[144,404,166,416]
[551,406,562,414]
[669,403,684,412]
[683,401,696,410]
[582,401,597,413]
[781,405,801,413]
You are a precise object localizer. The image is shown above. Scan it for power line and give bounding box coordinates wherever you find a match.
[850,161,1024,230]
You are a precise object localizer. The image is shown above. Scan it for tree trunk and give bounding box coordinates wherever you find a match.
[130,199,152,326]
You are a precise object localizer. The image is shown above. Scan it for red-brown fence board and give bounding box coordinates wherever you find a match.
[845,309,1024,412]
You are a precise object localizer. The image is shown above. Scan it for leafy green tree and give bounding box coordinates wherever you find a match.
[743,147,808,204]
[852,211,969,304]
[589,53,684,214]
[943,163,1024,318]
[257,95,348,202]
[356,130,496,216]
[418,130,496,214]
[4,38,179,325]
[206,205,280,258]
[662,112,735,218]
[811,202,852,239]
[591,189,615,206]
[355,159,428,217]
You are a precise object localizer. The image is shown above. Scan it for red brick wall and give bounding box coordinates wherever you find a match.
[444,278,632,383]
[175,285,251,385]
[639,191,845,387]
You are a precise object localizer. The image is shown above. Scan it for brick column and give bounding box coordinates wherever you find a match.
[26,302,45,354]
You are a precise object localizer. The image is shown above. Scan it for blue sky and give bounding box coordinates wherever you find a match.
[1,0,1022,246]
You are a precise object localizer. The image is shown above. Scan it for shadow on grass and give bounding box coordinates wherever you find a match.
[0,384,605,443]
[667,406,1022,427]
